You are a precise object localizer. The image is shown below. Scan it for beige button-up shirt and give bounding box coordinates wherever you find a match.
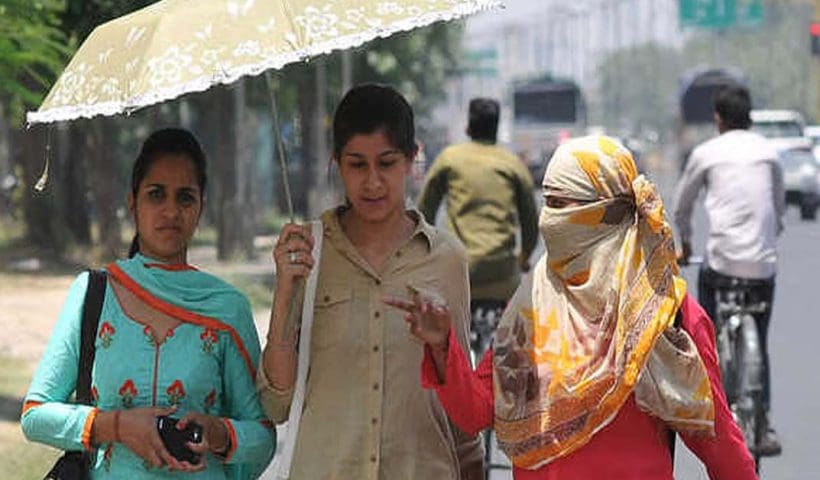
[258,208,483,479]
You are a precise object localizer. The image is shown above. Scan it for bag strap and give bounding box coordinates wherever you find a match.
[76,269,107,405]
[667,306,685,463]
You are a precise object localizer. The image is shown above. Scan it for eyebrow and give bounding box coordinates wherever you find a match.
[343,149,403,158]
[144,183,199,193]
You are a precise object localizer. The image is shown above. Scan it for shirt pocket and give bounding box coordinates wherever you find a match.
[311,283,354,352]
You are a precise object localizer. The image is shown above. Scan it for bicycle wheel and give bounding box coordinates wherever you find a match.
[716,317,737,404]
[734,314,765,470]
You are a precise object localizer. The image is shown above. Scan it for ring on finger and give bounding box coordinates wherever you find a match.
[288,251,299,264]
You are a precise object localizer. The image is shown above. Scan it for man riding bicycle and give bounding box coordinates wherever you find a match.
[674,84,785,456]
[417,98,538,324]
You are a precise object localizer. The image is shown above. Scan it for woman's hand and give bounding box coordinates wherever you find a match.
[383,286,451,350]
[272,224,315,295]
[118,406,183,470]
[169,412,230,472]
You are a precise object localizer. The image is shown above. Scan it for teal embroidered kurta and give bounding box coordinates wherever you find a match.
[22,254,275,479]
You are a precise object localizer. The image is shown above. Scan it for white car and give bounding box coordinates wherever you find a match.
[778,147,819,221]
[750,109,812,151]
[804,125,820,162]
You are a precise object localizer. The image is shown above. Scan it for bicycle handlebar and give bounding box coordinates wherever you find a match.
[680,255,705,266]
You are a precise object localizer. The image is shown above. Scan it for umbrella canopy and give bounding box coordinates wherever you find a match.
[27,0,501,124]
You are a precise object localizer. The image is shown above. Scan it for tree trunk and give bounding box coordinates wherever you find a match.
[295,65,316,218]
[57,124,91,245]
[88,119,121,258]
[11,125,61,251]
[234,79,256,260]
[0,104,12,218]
[211,85,239,261]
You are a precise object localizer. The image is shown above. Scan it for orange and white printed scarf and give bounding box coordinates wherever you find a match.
[493,136,714,469]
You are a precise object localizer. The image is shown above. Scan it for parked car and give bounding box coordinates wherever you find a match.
[750,110,812,151]
[778,147,819,221]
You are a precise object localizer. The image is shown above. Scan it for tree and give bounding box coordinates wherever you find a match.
[681,0,817,121]
[0,0,70,249]
[0,0,67,124]
[595,43,683,139]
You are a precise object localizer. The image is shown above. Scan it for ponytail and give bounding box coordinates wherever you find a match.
[128,234,140,258]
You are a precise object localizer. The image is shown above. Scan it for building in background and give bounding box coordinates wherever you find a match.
[433,0,685,153]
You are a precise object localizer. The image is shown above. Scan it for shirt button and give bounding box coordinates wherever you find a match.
[373,382,379,391]
[323,295,330,302]
[373,344,379,352]
[375,279,382,286]
[371,417,378,425]
[370,455,377,463]
[374,311,381,318]
[396,250,402,258]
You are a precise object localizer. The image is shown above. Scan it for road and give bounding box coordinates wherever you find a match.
[484,162,820,479]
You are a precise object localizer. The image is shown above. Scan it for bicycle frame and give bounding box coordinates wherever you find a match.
[712,281,767,471]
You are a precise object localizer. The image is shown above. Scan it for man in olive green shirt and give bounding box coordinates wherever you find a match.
[417,98,538,303]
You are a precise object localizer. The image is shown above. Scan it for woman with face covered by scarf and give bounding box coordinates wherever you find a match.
[385,135,757,479]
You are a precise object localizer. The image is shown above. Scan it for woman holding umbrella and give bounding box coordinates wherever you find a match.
[22,128,275,478]
[258,84,484,479]
[385,136,759,479]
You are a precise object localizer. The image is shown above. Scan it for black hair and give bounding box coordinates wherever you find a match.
[128,128,207,258]
[332,83,417,159]
[713,84,752,130]
[467,97,500,143]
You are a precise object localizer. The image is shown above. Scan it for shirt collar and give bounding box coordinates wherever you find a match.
[321,206,436,252]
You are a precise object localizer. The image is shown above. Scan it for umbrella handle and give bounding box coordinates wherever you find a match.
[283,279,306,341]
[265,71,295,223]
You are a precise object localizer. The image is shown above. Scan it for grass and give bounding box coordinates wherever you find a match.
[223,272,275,311]
[0,355,62,479]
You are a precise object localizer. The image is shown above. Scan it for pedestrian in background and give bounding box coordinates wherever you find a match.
[674,84,784,455]
[417,98,538,306]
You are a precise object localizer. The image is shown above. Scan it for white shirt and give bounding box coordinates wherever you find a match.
[673,129,785,279]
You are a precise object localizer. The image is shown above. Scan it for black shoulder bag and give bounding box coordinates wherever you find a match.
[44,270,107,480]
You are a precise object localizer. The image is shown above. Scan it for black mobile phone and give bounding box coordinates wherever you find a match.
[156,415,203,464]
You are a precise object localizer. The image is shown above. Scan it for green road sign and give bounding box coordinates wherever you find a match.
[680,0,764,30]
[463,48,498,77]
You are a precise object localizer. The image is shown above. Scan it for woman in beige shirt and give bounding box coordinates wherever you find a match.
[257,84,483,480]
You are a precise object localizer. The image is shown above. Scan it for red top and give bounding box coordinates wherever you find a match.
[421,295,758,479]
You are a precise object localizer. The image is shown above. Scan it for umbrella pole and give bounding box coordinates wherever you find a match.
[264,72,295,223]
[265,72,304,341]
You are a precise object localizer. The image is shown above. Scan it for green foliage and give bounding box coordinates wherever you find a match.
[682,0,818,121]
[0,354,62,480]
[352,22,465,118]
[270,21,465,132]
[595,0,819,136]
[62,0,153,44]
[595,44,683,138]
[0,0,69,126]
